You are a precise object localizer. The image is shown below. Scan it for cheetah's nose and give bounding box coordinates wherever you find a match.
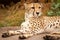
[36,12,39,15]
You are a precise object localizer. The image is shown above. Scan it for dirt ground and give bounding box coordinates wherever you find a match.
[1,27,60,40]
[0,27,47,40]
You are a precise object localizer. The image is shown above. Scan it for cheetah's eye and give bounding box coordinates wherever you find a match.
[31,7,35,9]
[39,7,41,9]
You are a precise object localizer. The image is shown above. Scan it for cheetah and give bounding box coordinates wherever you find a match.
[2,3,60,39]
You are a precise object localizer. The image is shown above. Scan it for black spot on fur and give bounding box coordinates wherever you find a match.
[56,23,58,24]
[58,20,59,22]
[55,26,58,28]
[53,24,55,26]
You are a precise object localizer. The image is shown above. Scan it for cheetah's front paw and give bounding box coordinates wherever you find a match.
[19,34,33,39]
[2,33,10,38]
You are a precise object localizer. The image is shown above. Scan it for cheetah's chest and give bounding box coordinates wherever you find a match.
[28,18,44,34]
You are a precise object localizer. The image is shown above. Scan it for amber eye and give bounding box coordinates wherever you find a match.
[31,7,35,9]
[39,7,41,9]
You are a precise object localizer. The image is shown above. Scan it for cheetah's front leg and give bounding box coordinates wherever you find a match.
[2,30,22,38]
[19,21,34,39]
[2,30,33,39]
[2,21,33,39]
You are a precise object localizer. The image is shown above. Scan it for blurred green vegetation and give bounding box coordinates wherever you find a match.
[47,0,60,16]
[57,0,60,3]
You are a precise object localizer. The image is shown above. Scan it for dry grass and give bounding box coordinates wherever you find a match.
[0,2,25,27]
[0,9,25,27]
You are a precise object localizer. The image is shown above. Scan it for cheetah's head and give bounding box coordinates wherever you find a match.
[24,3,43,18]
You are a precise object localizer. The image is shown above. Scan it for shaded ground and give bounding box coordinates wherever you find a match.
[0,27,46,40]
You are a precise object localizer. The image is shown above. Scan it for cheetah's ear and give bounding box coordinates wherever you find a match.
[24,3,28,9]
[40,3,43,8]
